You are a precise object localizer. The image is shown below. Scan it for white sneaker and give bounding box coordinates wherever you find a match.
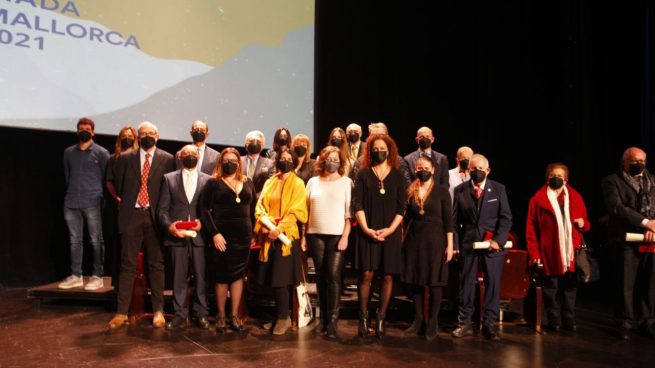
[58,275,83,289]
[84,276,104,291]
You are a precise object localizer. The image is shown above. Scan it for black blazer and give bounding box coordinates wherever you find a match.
[401,149,450,189]
[240,154,275,193]
[114,148,176,233]
[158,169,211,247]
[452,179,513,256]
[175,145,220,175]
[601,170,655,245]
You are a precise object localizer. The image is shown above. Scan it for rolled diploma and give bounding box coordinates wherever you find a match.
[181,230,197,238]
[259,216,292,246]
[626,232,650,242]
[473,240,513,250]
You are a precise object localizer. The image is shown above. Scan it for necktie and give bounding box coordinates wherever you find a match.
[138,153,151,207]
[184,172,194,203]
[247,157,256,179]
[474,186,483,200]
[351,144,357,160]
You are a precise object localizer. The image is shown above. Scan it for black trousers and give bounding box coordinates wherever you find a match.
[307,234,346,320]
[543,272,577,324]
[170,242,208,319]
[116,209,165,315]
[616,245,655,328]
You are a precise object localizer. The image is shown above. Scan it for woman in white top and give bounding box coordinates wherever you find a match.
[301,146,353,339]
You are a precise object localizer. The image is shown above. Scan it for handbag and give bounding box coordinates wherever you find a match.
[295,261,313,328]
[575,233,600,283]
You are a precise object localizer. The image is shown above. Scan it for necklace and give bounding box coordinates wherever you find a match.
[415,180,434,215]
[222,177,242,203]
[371,165,390,195]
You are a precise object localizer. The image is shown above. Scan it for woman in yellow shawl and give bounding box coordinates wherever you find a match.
[255,148,308,335]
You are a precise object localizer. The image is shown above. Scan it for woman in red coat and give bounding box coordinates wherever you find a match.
[526,163,590,332]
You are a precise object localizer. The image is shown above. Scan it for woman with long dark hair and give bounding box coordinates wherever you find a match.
[352,134,406,338]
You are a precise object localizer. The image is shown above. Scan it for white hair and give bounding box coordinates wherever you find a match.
[245,130,265,144]
[137,121,158,133]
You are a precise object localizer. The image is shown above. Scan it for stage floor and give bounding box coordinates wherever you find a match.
[1,285,654,368]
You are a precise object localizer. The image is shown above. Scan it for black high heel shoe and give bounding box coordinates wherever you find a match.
[358,311,369,337]
[375,310,386,339]
[229,315,244,332]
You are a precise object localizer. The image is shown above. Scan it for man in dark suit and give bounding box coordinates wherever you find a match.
[241,130,274,194]
[401,126,449,190]
[159,145,211,330]
[451,153,512,341]
[107,121,176,330]
[346,123,366,170]
[175,120,219,175]
[602,146,655,340]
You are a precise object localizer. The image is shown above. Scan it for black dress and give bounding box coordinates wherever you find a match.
[402,186,454,286]
[352,167,407,274]
[295,159,316,184]
[200,178,256,284]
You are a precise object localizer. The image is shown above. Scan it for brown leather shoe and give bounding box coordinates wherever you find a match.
[153,312,166,328]
[107,314,128,330]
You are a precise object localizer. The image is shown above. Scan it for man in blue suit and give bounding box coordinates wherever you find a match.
[158,145,212,330]
[451,153,513,340]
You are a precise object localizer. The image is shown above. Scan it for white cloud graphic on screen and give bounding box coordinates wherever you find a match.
[0,5,212,119]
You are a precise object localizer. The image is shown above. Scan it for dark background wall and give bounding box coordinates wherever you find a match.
[1,0,654,287]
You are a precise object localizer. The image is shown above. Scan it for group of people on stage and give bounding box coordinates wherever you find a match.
[60,117,655,341]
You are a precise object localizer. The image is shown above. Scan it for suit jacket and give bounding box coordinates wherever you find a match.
[452,179,513,257]
[401,149,450,189]
[114,148,176,233]
[601,170,655,246]
[158,169,211,247]
[525,185,590,275]
[175,145,219,176]
[241,154,275,194]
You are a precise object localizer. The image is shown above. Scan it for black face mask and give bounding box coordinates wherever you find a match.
[222,162,238,175]
[418,137,431,150]
[191,130,206,143]
[277,160,294,173]
[120,137,134,150]
[416,170,432,182]
[459,159,469,170]
[77,130,92,143]
[246,143,261,154]
[182,156,198,169]
[139,136,156,149]
[628,163,645,176]
[331,138,343,147]
[548,176,564,190]
[348,133,359,143]
[325,161,340,174]
[371,151,387,165]
[470,169,486,184]
[278,137,288,146]
[294,146,307,157]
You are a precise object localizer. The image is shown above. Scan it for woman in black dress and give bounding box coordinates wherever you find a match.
[352,134,406,338]
[200,147,256,332]
[401,156,454,340]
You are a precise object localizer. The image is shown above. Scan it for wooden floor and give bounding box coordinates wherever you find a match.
[1,284,654,368]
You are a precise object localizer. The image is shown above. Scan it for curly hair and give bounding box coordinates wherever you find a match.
[360,134,400,169]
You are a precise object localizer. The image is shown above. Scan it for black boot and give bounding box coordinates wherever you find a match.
[358,311,369,337]
[404,315,425,335]
[326,312,339,339]
[375,310,386,339]
[425,317,438,341]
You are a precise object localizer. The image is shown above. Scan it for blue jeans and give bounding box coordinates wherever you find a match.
[64,206,104,277]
